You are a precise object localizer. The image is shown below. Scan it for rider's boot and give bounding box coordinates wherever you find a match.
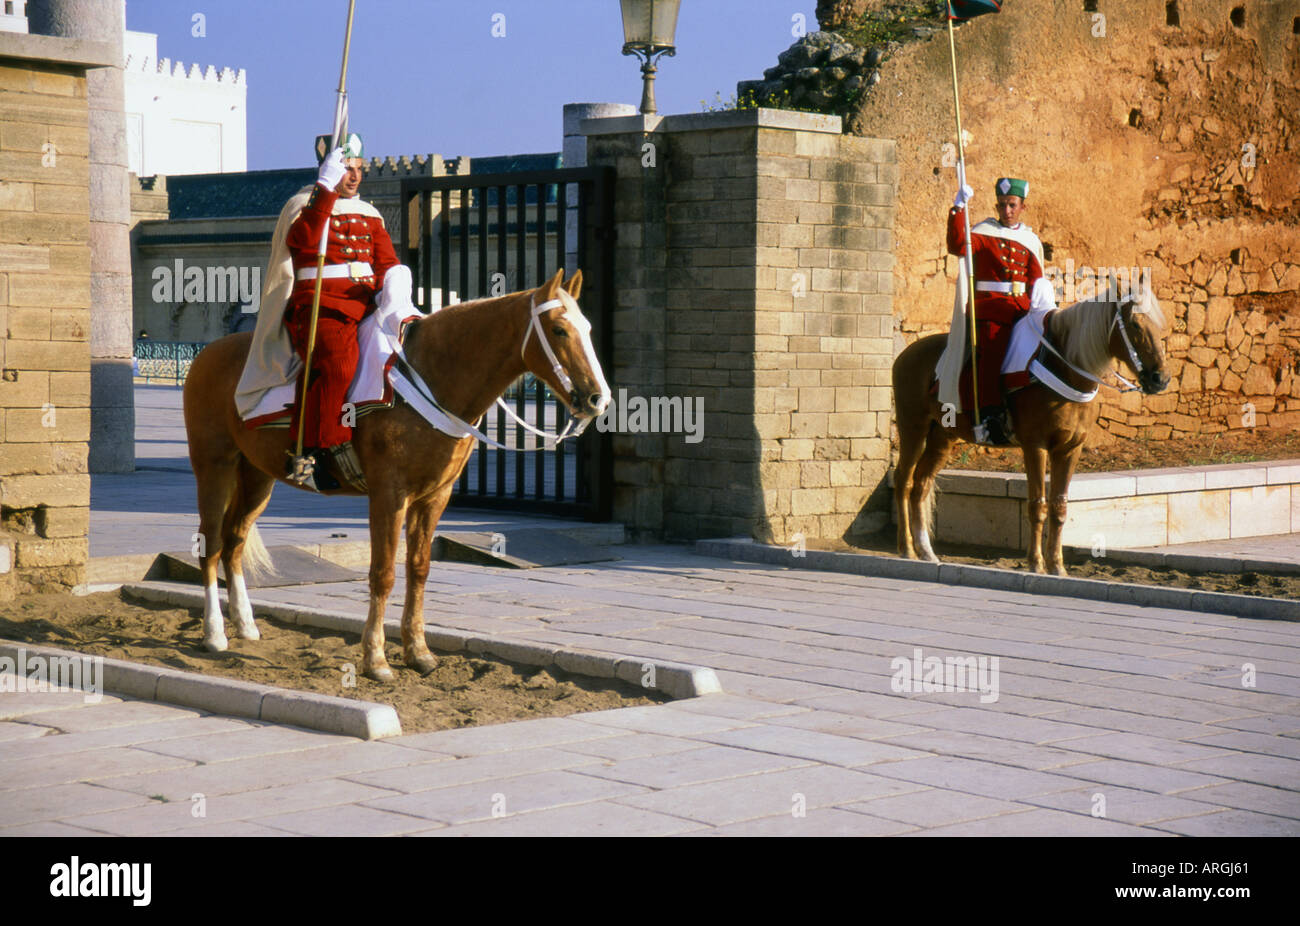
[973,406,1015,447]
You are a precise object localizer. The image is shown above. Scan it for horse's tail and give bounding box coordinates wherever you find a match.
[241,523,274,582]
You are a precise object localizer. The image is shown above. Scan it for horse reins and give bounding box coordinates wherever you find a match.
[1033,300,1144,399]
[389,296,591,451]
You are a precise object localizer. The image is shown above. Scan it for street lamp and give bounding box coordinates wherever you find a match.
[619,0,682,115]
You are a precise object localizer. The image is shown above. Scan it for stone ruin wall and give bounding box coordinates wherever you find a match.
[840,0,1299,444]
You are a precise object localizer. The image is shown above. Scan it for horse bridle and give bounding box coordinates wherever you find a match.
[495,296,592,443]
[1038,298,1145,394]
[389,296,593,449]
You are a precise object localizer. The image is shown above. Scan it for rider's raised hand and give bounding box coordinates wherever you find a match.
[317,147,346,191]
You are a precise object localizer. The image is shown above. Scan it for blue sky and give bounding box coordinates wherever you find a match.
[124,0,818,170]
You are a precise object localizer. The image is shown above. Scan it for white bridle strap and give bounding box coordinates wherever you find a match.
[1036,302,1140,394]
[521,297,573,395]
[1112,306,1145,381]
[388,294,589,450]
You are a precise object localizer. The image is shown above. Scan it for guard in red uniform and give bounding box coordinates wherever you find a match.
[284,133,398,490]
[946,176,1051,445]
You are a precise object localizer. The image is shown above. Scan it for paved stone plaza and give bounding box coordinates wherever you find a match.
[1,386,1297,836]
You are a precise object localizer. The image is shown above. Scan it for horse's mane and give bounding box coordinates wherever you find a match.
[1051,286,1166,374]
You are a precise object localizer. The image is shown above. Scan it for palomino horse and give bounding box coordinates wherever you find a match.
[182,269,610,680]
[892,285,1170,575]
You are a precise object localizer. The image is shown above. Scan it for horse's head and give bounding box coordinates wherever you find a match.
[1113,284,1170,395]
[523,269,611,420]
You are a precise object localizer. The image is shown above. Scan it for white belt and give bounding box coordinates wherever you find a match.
[976,281,1026,295]
[296,261,373,281]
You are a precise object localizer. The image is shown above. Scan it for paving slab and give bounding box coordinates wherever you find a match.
[843,789,1034,829]
[257,804,433,836]
[576,744,812,790]
[1150,809,1300,836]
[420,800,705,837]
[614,764,927,826]
[1022,785,1231,827]
[687,724,927,768]
[359,769,648,825]
[341,747,599,794]
[903,808,1162,836]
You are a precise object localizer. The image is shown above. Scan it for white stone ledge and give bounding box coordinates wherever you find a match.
[581,108,842,137]
[929,460,1300,548]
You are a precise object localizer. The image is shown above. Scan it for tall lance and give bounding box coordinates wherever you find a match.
[291,0,359,477]
[944,0,998,427]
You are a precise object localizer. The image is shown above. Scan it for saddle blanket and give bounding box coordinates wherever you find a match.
[243,297,422,429]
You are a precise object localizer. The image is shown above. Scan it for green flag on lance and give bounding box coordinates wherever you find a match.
[947,0,1002,21]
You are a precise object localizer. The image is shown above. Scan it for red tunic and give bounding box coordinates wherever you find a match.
[947,205,1044,411]
[283,185,399,449]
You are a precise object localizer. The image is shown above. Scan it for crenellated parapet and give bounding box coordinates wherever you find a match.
[124,53,247,85]
[361,153,469,179]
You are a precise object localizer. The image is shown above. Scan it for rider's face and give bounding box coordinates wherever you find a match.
[337,158,365,198]
[996,195,1025,227]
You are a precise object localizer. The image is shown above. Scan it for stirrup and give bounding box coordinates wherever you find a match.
[286,450,318,485]
[286,449,337,493]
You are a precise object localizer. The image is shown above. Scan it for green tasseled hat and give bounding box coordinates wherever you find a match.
[315,132,364,163]
[995,177,1028,199]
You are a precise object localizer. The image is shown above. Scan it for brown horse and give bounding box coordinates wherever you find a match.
[182,269,609,680]
[892,285,1170,575]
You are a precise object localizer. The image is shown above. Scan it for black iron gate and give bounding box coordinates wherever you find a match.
[399,166,615,520]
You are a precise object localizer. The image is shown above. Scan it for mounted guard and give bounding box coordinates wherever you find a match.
[936,175,1057,445]
[234,132,401,492]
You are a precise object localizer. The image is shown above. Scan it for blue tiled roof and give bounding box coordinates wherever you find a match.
[165,168,317,220]
[470,153,563,174]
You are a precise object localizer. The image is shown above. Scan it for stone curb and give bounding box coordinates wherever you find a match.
[86,523,629,585]
[0,638,402,740]
[694,539,1300,622]
[120,582,723,701]
[1060,543,1300,578]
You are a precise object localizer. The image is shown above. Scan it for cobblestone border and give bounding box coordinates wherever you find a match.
[695,538,1300,622]
[0,638,401,740]
[121,581,723,701]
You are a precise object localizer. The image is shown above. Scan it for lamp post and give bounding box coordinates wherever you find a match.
[619,0,682,115]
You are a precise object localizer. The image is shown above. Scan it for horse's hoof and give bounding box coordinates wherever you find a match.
[408,653,438,676]
[234,622,260,641]
[202,635,228,653]
[364,665,395,683]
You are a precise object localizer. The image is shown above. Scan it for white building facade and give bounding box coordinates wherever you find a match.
[123,29,247,177]
[0,0,28,33]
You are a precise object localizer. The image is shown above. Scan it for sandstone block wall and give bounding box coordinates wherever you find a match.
[0,40,106,598]
[585,110,897,543]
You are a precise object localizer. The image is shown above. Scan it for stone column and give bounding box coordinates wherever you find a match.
[28,0,134,472]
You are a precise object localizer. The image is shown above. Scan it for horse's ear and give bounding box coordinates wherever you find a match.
[539,268,564,301]
[564,269,583,300]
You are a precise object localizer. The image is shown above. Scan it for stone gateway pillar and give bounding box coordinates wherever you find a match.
[583,109,898,544]
[27,0,134,472]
